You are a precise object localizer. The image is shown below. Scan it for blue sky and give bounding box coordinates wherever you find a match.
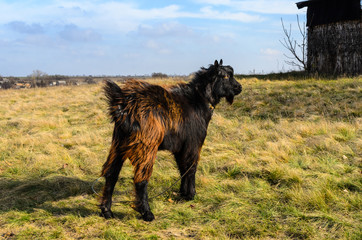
[0,0,306,76]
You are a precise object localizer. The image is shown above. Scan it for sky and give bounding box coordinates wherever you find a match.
[0,0,307,76]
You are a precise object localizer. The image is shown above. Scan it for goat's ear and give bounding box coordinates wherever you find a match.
[219,59,223,65]
[214,60,219,67]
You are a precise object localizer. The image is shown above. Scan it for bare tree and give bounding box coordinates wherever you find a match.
[31,69,47,79]
[30,70,47,87]
[280,15,307,71]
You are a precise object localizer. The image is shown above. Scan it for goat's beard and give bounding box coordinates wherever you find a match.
[226,95,234,104]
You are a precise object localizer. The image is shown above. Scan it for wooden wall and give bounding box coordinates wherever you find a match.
[307,20,362,76]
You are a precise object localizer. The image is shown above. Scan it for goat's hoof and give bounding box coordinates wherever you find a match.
[142,211,155,222]
[101,210,114,219]
[181,193,195,201]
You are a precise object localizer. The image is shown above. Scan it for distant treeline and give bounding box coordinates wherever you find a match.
[0,75,97,89]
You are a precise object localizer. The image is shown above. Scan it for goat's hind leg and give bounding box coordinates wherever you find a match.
[100,144,125,219]
[132,154,157,222]
[134,179,154,221]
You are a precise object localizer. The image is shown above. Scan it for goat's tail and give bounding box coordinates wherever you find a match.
[103,80,124,123]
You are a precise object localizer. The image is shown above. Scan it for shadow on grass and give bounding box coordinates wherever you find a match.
[0,176,116,218]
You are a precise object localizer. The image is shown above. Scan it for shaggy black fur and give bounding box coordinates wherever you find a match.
[100,59,242,221]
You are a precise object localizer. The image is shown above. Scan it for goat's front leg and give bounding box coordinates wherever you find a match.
[175,150,200,200]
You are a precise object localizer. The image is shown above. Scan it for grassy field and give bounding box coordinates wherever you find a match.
[0,77,361,239]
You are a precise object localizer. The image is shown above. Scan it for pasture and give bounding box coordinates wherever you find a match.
[0,77,361,239]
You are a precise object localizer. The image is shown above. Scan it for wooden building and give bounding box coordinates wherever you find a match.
[297,0,361,76]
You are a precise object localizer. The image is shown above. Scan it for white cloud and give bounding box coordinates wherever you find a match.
[7,21,44,34]
[0,0,300,76]
[195,0,301,14]
[196,0,233,4]
[144,39,172,55]
[261,48,282,56]
[199,6,263,22]
[59,24,102,42]
[71,1,263,33]
[137,22,194,38]
[0,1,264,35]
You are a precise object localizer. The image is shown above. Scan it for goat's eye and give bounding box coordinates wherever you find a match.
[224,75,229,79]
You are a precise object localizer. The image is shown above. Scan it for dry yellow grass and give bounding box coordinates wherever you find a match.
[0,77,361,239]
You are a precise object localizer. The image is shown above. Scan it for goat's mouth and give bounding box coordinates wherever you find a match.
[226,86,242,104]
[226,95,234,104]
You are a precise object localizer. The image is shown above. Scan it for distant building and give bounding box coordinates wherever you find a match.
[297,0,361,76]
[57,80,67,86]
[0,78,11,89]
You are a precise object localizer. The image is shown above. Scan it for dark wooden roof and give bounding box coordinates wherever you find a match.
[296,0,361,27]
